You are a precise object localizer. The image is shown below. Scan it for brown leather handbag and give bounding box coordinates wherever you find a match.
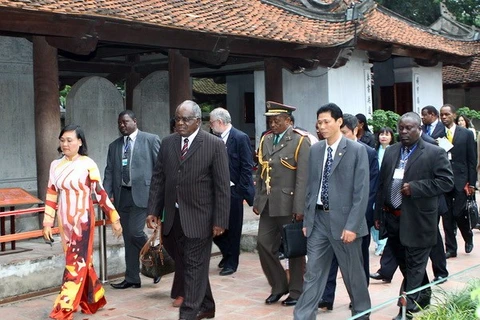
[139,225,175,280]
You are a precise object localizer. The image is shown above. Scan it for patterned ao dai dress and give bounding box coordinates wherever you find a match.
[43,155,120,320]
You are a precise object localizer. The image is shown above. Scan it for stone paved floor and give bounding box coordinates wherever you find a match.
[1,203,480,319]
[2,240,480,320]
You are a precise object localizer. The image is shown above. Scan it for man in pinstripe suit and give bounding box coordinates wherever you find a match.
[147,100,230,320]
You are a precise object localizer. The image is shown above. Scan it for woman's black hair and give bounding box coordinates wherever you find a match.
[57,124,88,156]
[455,114,472,129]
[355,113,371,133]
[375,127,395,149]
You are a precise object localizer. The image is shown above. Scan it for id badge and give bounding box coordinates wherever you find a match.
[393,168,404,180]
[122,158,128,166]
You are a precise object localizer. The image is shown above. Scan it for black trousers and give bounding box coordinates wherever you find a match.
[163,211,185,299]
[213,191,244,271]
[378,217,448,279]
[166,211,215,320]
[443,190,473,254]
[118,187,147,284]
[385,213,432,311]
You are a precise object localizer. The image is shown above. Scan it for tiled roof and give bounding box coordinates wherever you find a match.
[193,78,226,95]
[0,0,359,47]
[443,54,480,84]
[0,0,476,58]
[360,8,478,57]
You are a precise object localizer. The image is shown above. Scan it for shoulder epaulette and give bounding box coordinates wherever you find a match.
[292,127,309,136]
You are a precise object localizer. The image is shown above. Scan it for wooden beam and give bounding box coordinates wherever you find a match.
[58,60,132,73]
[46,35,98,55]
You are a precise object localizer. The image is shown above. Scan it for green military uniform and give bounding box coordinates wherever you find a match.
[254,102,311,301]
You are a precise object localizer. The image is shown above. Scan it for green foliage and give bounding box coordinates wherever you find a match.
[417,280,480,320]
[59,85,71,108]
[443,0,480,27]
[199,102,215,113]
[376,0,480,28]
[457,107,480,121]
[368,110,400,133]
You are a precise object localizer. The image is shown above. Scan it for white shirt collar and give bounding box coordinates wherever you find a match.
[124,129,139,143]
[181,127,201,148]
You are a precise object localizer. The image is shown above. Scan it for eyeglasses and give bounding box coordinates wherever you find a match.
[174,116,198,123]
[209,119,219,125]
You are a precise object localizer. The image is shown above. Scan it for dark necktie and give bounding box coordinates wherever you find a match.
[390,147,409,208]
[273,134,280,146]
[320,147,333,209]
[122,137,131,184]
[181,138,189,159]
[425,125,431,136]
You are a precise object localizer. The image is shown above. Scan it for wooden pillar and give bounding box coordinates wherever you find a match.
[125,55,141,110]
[264,58,284,103]
[168,49,191,117]
[33,36,60,204]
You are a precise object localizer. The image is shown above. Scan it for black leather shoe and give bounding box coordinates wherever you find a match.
[153,276,161,284]
[466,242,474,253]
[445,251,457,259]
[219,267,236,276]
[318,299,333,310]
[196,309,215,320]
[392,311,413,320]
[110,280,141,289]
[281,296,298,306]
[218,258,225,269]
[265,291,288,304]
[432,276,447,284]
[369,272,392,283]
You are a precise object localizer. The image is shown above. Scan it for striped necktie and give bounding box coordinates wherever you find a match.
[181,138,189,159]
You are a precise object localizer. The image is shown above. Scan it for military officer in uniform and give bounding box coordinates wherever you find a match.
[253,101,313,307]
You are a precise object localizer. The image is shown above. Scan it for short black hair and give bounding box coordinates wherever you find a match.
[375,127,395,149]
[57,124,88,155]
[421,105,438,117]
[442,104,456,114]
[355,113,371,132]
[317,103,343,120]
[341,114,358,132]
[119,109,136,120]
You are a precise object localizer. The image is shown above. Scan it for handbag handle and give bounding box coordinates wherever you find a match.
[139,225,165,265]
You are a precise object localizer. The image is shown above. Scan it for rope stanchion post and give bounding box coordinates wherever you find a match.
[400,291,407,320]
[97,205,108,283]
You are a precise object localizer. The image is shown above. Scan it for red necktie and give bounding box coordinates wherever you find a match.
[181,138,189,159]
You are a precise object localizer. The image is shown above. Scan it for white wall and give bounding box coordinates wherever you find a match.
[282,67,329,133]
[254,70,266,148]
[327,50,373,117]
[412,63,444,113]
[226,74,255,138]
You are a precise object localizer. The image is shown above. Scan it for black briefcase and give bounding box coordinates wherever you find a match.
[281,221,307,258]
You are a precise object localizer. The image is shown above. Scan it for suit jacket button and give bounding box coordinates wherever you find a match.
[290,192,293,195]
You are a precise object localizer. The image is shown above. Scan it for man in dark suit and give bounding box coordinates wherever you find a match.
[318,113,379,311]
[253,101,312,307]
[421,105,446,139]
[440,104,477,258]
[374,112,453,320]
[147,100,230,320]
[371,130,450,284]
[209,107,255,276]
[104,110,161,289]
[294,103,370,320]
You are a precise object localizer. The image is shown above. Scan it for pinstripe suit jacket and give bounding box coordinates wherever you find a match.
[148,129,231,239]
